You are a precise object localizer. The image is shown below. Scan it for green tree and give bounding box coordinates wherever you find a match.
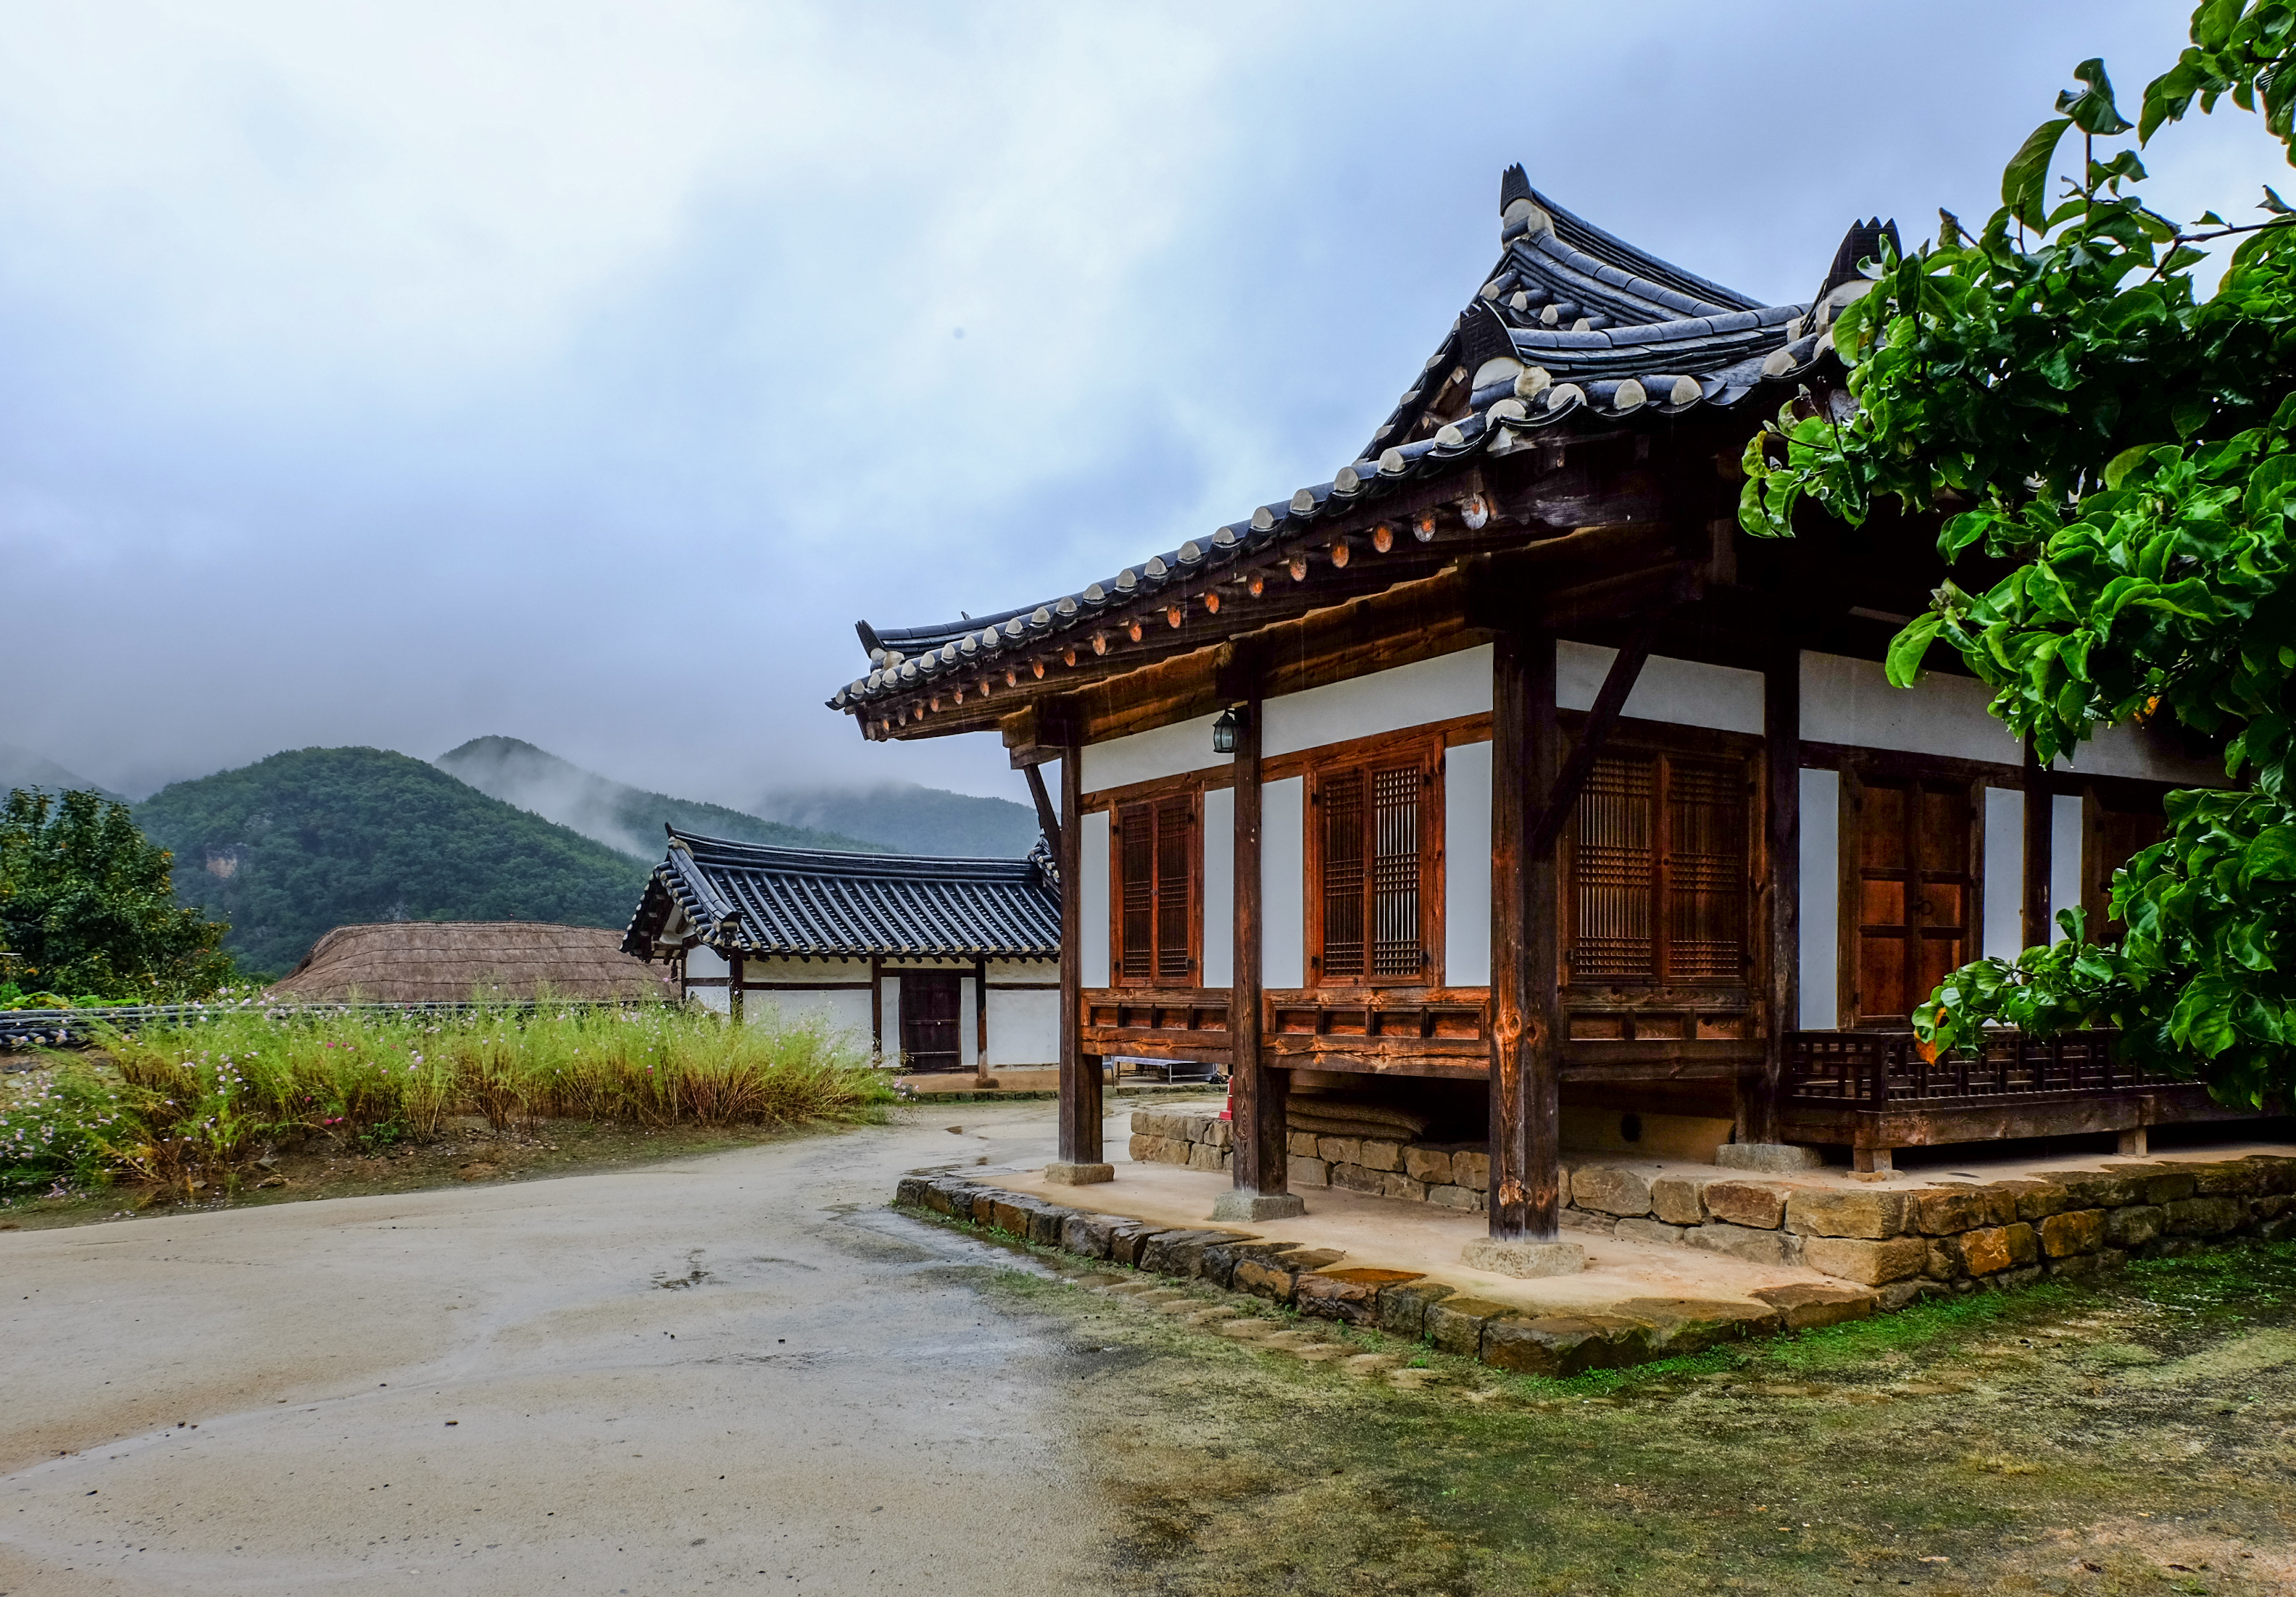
[0,788,235,1001]
[1740,1,2296,1106]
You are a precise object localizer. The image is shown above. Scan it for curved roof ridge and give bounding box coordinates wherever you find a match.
[1532,185,1762,314]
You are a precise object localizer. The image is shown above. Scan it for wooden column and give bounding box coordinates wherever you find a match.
[1226,689,1287,1198]
[2023,738,2054,949]
[973,954,991,1087]
[1756,643,1800,1143]
[1024,762,1062,854]
[1053,722,1107,1175]
[869,954,884,1056]
[727,952,744,1025]
[1489,628,1561,1241]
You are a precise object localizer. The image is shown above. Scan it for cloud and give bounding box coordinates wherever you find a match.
[0,1,2280,803]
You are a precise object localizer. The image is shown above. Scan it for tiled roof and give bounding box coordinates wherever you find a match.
[829,168,1894,713]
[623,828,1059,962]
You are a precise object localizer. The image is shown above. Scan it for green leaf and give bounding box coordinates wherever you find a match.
[2058,58,2134,136]
[2002,118,2074,233]
[2174,396,2214,439]
[1884,613,1946,688]
[2102,443,2158,489]
[2265,183,2295,215]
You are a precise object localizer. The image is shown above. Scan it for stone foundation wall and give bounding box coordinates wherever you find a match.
[1128,1107,2296,1307]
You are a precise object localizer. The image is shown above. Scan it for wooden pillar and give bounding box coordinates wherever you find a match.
[1226,688,1292,1206]
[973,954,991,1087]
[1489,628,1561,1242]
[2023,738,2053,948]
[869,954,884,1056]
[1052,721,1109,1179]
[1023,762,1062,855]
[1757,643,1800,1142]
[726,951,744,1026]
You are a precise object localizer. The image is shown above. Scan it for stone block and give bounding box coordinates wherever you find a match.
[895,1174,933,1208]
[1924,1239,1964,1282]
[1332,1162,1383,1195]
[1571,1164,1654,1217]
[2166,1195,2245,1236]
[1914,1187,2003,1235]
[989,1196,1036,1238]
[1950,1226,2015,1277]
[1713,1143,1827,1173]
[1061,1212,1116,1259]
[1751,1281,1877,1331]
[1482,1314,1655,1377]
[970,1190,1002,1225]
[1404,1146,1455,1185]
[2097,1246,2129,1272]
[1650,1175,1713,1227]
[1802,1234,1927,1285]
[1210,1192,1305,1225]
[2046,1252,2100,1280]
[2247,1156,2296,1196]
[1127,1134,1156,1163]
[1318,1137,1363,1167]
[1358,1138,1404,1174]
[1703,1180,1789,1230]
[1292,1156,1331,1188]
[1127,1109,1164,1138]
[2002,1222,2039,1267]
[1560,1206,1613,1233]
[1287,1130,1320,1158]
[2188,1160,2253,1196]
[1989,1264,2045,1292]
[1613,1296,1782,1353]
[2112,1164,2197,1206]
[1428,1184,1481,1211]
[1992,1179,2071,1222]
[1136,1229,1218,1276]
[1786,1188,1908,1240]
[1379,1172,1424,1202]
[2106,1204,2166,1248]
[2039,1208,2105,1257]
[1297,1267,1425,1326]
[2057,1169,2142,1207]
[1462,1238,1587,1277]
[1231,1257,1297,1303]
[1452,1151,1491,1192]
[1615,1218,1686,1246]
[1425,1296,1519,1357]
[2262,1214,2296,1243]
[1376,1279,1455,1338]
[1107,1223,1156,1268]
[1876,1280,1927,1312]
[1200,1118,1233,1149]
[2258,1193,2295,1222]
[1028,1206,1069,1248]
[1186,1143,1228,1173]
[1684,1222,1796,1267]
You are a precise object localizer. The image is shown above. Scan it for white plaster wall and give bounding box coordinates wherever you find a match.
[686,946,727,978]
[2051,794,2084,945]
[1559,643,1764,734]
[959,977,978,1070]
[1798,767,1840,1029]
[1983,787,2025,961]
[986,988,1059,1067]
[690,983,731,1015]
[1263,645,1492,758]
[2059,722,2229,785]
[747,989,872,1042]
[881,975,902,1059]
[985,959,1055,982]
[1200,785,1234,988]
[1082,713,1226,791]
[1080,809,1112,986]
[739,956,870,983]
[1802,651,2023,763]
[1262,776,1306,988]
[1444,739,1492,988]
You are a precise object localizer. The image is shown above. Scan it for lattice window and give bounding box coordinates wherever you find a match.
[1311,745,1436,985]
[1114,795,1197,984]
[1567,749,1748,986]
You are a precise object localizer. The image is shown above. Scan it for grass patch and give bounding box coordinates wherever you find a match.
[2,1000,890,1201]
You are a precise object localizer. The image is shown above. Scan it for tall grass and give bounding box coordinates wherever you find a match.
[1,1000,891,1199]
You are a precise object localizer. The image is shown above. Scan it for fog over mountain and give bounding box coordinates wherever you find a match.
[0,742,120,801]
[752,781,1041,859]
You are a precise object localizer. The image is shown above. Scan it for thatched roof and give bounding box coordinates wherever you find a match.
[271,921,675,1004]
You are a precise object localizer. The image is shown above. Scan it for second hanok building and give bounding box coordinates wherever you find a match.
[824,167,2230,1267]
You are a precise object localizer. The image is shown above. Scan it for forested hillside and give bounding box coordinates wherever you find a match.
[136,748,648,975]
[752,780,1040,856]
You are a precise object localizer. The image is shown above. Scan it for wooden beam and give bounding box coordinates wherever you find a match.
[1756,641,1799,1145]
[1524,595,1674,861]
[1023,762,1062,854]
[1055,729,1104,1165]
[2023,736,2053,949]
[1226,684,1287,1198]
[1489,628,1561,1242]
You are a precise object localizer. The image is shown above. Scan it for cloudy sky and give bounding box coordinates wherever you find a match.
[1,1,2281,807]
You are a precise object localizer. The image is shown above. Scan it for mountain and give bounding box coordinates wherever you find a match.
[752,780,1041,857]
[0,741,122,801]
[434,737,889,859]
[136,747,650,975]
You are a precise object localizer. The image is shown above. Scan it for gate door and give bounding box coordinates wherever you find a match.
[899,972,964,1073]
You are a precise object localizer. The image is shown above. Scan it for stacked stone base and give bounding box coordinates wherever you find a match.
[1127,1107,2296,1304]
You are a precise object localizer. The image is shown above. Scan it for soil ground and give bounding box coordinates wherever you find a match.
[5,1096,2295,1594]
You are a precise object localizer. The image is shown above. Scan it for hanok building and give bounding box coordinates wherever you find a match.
[623,829,1062,1082]
[825,167,2242,1272]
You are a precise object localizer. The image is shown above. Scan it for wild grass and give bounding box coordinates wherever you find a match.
[1,998,891,1200]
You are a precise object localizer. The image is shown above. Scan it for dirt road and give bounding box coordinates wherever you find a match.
[0,1101,1105,1596]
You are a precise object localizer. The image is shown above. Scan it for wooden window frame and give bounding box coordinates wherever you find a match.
[2081,783,2167,939]
[1302,732,1444,990]
[1108,791,1202,988]
[1836,756,1986,1030]
[1560,731,1760,998]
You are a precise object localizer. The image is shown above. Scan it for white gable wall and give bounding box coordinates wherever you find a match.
[1200,785,1235,987]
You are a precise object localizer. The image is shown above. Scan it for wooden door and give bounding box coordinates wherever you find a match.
[1841,770,1980,1028]
[899,972,963,1072]
[2082,789,2166,938]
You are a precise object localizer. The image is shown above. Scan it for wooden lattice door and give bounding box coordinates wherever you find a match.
[1841,770,1980,1028]
[899,971,963,1072]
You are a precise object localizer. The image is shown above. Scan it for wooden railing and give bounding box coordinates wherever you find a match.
[1783,1028,2179,1107]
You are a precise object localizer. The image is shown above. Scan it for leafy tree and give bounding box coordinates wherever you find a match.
[1740,1,2296,1106]
[0,788,235,1001]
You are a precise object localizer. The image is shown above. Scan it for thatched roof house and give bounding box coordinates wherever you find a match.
[271,921,674,1004]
